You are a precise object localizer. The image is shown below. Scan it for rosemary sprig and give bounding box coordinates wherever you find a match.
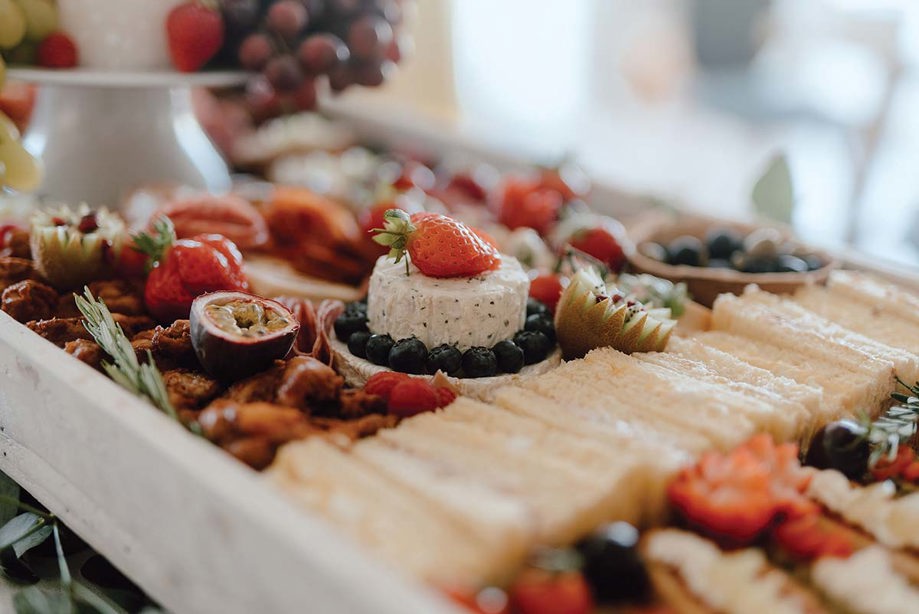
[863,378,919,468]
[74,287,178,422]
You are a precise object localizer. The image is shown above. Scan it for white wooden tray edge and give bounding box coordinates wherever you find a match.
[0,311,458,614]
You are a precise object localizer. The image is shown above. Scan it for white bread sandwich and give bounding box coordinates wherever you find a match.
[660,335,824,439]
[794,285,919,359]
[267,438,525,586]
[732,287,919,384]
[826,270,919,328]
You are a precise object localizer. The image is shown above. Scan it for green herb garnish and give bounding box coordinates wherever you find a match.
[74,287,178,423]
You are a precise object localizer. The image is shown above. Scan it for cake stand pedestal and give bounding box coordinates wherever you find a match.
[8,68,249,206]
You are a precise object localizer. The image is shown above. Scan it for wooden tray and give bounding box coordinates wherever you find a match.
[2,99,917,613]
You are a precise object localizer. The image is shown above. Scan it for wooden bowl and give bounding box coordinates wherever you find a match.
[627,214,837,308]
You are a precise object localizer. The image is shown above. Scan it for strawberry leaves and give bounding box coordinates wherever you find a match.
[372,209,415,274]
[131,217,176,273]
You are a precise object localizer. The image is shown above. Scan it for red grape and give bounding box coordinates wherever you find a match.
[352,60,385,87]
[223,0,261,33]
[265,54,304,92]
[328,63,353,92]
[238,33,274,70]
[297,33,349,74]
[329,0,362,16]
[347,14,393,61]
[292,78,318,109]
[266,0,309,41]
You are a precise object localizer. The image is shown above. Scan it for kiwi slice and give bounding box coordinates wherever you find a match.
[554,268,676,360]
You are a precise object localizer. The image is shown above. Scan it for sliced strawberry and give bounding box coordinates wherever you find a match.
[903,460,919,483]
[773,513,859,561]
[36,32,79,69]
[387,379,440,418]
[668,435,814,546]
[509,569,593,614]
[870,445,915,481]
[167,1,225,72]
[364,371,410,401]
[435,386,457,408]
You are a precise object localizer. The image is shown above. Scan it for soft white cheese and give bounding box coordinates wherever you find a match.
[367,255,529,350]
[807,470,919,550]
[812,546,919,614]
[645,529,811,614]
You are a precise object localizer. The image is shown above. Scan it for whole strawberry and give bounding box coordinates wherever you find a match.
[166,1,225,72]
[36,32,78,69]
[569,226,628,273]
[135,217,248,322]
[372,210,500,278]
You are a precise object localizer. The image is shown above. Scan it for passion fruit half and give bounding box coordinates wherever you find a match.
[189,291,300,381]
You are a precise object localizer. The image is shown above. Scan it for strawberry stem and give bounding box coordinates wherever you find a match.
[372,209,415,276]
[132,216,176,273]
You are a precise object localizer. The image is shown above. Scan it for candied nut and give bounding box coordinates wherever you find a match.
[2,280,58,323]
[64,339,104,371]
[275,355,343,409]
[0,257,37,293]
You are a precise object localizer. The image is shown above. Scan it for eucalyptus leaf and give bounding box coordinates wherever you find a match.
[0,514,48,552]
[751,154,794,224]
[0,471,21,526]
[12,586,75,614]
[12,525,52,558]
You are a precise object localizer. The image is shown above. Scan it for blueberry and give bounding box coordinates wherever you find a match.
[524,313,555,342]
[526,297,550,318]
[461,347,498,378]
[426,344,462,376]
[776,254,808,273]
[738,255,777,274]
[513,330,551,365]
[333,310,368,341]
[705,228,743,260]
[803,255,825,271]
[365,334,394,366]
[492,339,524,374]
[388,337,428,374]
[347,331,371,358]
[667,236,707,267]
[577,522,650,604]
[343,300,367,316]
[804,420,869,480]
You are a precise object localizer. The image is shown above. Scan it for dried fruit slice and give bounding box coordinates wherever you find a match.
[554,268,675,360]
[30,204,125,289]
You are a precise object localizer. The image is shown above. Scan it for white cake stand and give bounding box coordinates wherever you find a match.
[8,68,250,206]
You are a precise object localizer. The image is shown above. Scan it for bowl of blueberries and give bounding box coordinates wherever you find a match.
[627,215,836,308]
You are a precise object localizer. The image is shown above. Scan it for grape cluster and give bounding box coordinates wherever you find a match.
[220,0,407,115]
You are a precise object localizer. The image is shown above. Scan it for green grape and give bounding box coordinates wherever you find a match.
[0,109,18,141]
[0,55,5,90]
[0,0,27,49]
[13,0,57,43]
[0,126,41,192]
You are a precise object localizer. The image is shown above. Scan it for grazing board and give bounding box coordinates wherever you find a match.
[2,99,917,613]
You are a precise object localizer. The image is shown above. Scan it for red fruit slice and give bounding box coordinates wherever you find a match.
[509,569,594,614]
[435,386,457,408]
[364,371,410,401]
[773,513,859,561]
[36,32,79,69]
[387,379,440,418]
[529,273,566,313]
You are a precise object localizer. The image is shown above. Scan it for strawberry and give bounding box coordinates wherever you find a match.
[373,210,500,278]
[443,587,509,614]
[36,32,78,69]
[387,379,440,418]
[496,178,563,236]
[435,386,457,408]
[870,445,915,481]
[529,273,566,313]
[667,435,815,546]
[509,569,593,614]
[363,371,410,401]
[568,226,628,273]
[136,217,248,322]
[773,513,859,561]
[166,1,224,73]
[904,461,919,483]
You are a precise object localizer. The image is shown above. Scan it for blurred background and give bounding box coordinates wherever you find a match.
[335,0,919,268]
